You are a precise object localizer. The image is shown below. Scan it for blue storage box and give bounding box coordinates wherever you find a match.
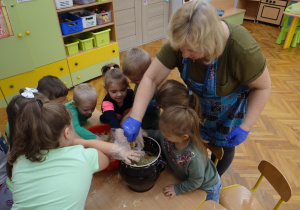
[59,13,83,35]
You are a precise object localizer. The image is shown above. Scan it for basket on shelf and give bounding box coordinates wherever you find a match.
[95,10,111,25]
[55,0,73,10]
[74,32,94,51]
[73,0,96,5]
[59,13,83,35]
[71,10,97,29]
[64,36,79,55]
[90,28,111,47]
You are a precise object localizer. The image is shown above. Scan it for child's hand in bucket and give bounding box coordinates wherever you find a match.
[111,144,142,164]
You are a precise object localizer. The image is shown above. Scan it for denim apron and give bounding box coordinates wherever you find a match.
[181,58,248,147]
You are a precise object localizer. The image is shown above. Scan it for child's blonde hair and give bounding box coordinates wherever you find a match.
[122,47,151,79]
[155,80,202,118]
[7,100,71,179]
[101,63,129,89]
[166,0,225,64]
[73,83,97,105]
[159,106,208,158]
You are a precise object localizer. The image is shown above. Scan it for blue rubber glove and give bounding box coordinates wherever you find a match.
[226,125,250,147]
[122,116,142,142]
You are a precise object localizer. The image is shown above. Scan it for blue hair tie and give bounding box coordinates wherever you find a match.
[189,90,193,95]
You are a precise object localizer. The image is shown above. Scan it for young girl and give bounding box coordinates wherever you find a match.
[7,100,140,209]
[6,88,48,147]
[100,63,134,128]
[155,80,227,173]
[146,106,221,202]
[155,79,201,117]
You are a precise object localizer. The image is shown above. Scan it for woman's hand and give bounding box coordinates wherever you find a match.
[226,125,249,147]
[163,185,176,199]
[122,117,142,142]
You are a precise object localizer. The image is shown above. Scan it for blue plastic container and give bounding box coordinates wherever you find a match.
[59,13,83,35]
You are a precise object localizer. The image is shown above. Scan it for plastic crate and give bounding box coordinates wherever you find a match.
[59,13,83,35]
[73,0,95,4]
[71,10,97,28]
[64,37,79,55]
[88,124,119,172]
[75,33,94,51]
[90,28,111,47]
[95,11,111,25]
[55,0,73,9]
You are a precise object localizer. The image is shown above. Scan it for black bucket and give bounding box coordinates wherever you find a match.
[119,137,167,192]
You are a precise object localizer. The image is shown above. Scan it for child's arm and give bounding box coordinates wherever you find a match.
[100,100,121,128]
[100,110,121,128]
[173,159,205,196]
[73,139,141,166]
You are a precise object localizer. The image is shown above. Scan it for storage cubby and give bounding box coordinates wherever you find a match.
[56,0,116,45]
[0,0,119,106]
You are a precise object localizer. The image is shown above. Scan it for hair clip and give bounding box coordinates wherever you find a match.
[37,99,43,108]
[21,87,38,99]
[189,90,193,96]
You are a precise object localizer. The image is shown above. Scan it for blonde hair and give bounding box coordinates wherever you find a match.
[159,106,208,158]
[166,0,225,64]
[123,47,151,78]
[155,80,202,118]
[101,63,129,90]
[73,83,97,105]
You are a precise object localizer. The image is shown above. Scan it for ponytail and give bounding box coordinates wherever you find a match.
[7,100,71,179]
[101,63,120,75]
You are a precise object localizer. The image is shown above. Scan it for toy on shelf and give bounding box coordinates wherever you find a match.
[90,8,111,25]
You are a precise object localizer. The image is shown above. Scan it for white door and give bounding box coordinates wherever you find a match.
[142,0,169,44]
[115,0,143,51]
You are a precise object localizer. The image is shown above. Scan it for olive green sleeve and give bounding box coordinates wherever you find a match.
[156,43,179,70]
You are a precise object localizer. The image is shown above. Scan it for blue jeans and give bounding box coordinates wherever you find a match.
[203,175,222,202]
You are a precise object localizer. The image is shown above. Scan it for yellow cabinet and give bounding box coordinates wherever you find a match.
[71,56,120,86]
[0,87,6,107]
[67,43,119,73]
[0,59,72,103]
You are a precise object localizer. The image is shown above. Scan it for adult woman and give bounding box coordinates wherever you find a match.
[122,0,271,176]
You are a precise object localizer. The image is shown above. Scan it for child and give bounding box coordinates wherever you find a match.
[37,75,68,104]
[155,79,201,118]
[0,132,13,210]
[65,83,100,140]
[122,47,159,129]
[5,88,48,143]
[6,100,140,209]
[100,63,134,128]
[146,106,221,202]
[4,89,49,209]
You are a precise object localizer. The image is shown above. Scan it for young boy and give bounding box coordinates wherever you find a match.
[65,83,100,140]
[122,47,159,129]
[37,75,68,104]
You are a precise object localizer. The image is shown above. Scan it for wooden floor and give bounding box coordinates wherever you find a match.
[1,20,300,209]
